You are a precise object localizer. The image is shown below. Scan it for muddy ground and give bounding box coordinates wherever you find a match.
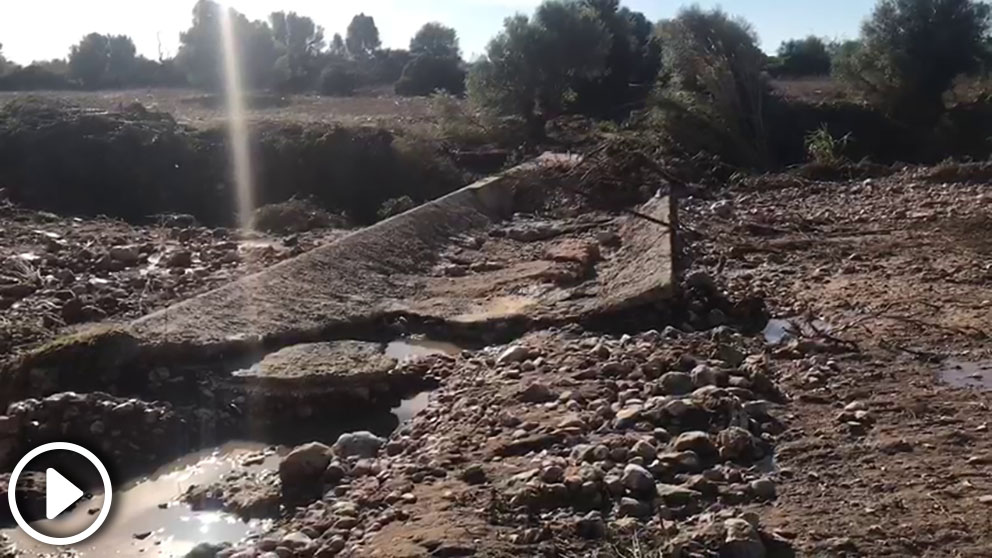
[0,162,991,558]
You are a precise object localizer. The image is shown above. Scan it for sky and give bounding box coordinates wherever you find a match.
[0,0,877,65]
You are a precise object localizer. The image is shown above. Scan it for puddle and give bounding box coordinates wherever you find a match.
[763,317,832,345]
[385,338,462,361]
[4,442,278,557]
[940,360,992,390]
[393,391,430,423]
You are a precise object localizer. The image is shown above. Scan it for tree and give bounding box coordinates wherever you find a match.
[177,0,279,90]
[654,7,773,167]
[571,0,662,116]
[346,14,381,58]
[836,0,992,124]
[410,23,460,59]
[106,35,138,85]
[395,55,465,96]
[775,36,832,76]
[467,1,611,138]
[0,44,16,76]
[329,33,347,58]
[69,33,110,88]
[270,11,325,89]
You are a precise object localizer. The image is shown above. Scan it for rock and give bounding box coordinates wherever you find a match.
[165,250,193,268]
[282,531,312,548]
[621,464,655,493]
[614,406,642,428]
[540,465,565,484]
[717,427,756,461]
[279,442,333,498]
[518,382,555,403]
[631,440,657,462]
[109,245,141,264]
[691,365,725,387]
[617,497,651,518]
[749,478,777,500]
[673,431,717,455]
[575,511,606,539]
[497,345,531,364]
[655,483,702,507]
[459,464,487,485]
[316,536,346,557]
[333,431,384,458]
[659,372,693,395]
[722,518,766,558]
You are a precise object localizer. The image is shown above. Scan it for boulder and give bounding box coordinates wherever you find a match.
[333,431,385,459]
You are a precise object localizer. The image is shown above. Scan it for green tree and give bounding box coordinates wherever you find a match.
[270,11,325,89]
[467,1,611,138]
[572,0,662,116]
[410,22,460,59]
[68,33,110,88]
[836,0,992,123]
[0,43,16,75]
[654,7,772,166]
[395,55,465,96]
[346,14,381,58]
[106,35,138,85]
[775,36,832,76]
[177,0,279,89]
[329,33,347,58]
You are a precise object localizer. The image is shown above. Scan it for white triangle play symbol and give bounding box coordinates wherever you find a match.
[45,468,85,520]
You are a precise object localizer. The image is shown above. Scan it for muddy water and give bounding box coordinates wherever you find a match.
[4,443,278,557]
[3,386,436,557]
[940,360,992,390]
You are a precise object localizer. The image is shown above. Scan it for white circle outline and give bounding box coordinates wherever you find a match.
[8,442,113,546]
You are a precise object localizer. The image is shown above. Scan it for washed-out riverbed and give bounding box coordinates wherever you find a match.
[1,340,452,557]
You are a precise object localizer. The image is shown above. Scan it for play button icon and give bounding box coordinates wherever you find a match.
[45,468,85,520]
[9,442,113,545]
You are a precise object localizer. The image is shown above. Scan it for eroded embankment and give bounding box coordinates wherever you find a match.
[0,154,679,472]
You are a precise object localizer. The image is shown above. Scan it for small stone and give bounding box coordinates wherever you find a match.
[659,372,693,395]
[673,431,716,455]
[717,427,755,461]
[978,495,992,505]
[631,440,657,462]
[281,531,312,548]
[750,477,777,500]
[279,442,333,495]
[497,345,532,364]
[460,464,487,485]
[617,497,651,518]
[540,465,565,484]
[333,431,385,458]
[518,382,555,403]
[722,517,766,558]
[655,483,702,507]
[621,464,655,493]
[575,511,606,539]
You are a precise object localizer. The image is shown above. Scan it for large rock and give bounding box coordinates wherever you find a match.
[333,431,385,458]
[279,442,333,499]
[621,464,655,493]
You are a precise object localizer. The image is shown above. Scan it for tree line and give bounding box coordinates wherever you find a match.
[2,0,990,158]
[0,0,468,97]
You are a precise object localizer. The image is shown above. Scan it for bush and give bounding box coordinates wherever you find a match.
[376,196,417,220]
[252,198,343,233]
[394,55,465,97]
[835,0,992,124]
[0,65,75,91]
[653,7,775,167]
[804,124,852,165]
[320,65,357,96]
[773,36,832,77]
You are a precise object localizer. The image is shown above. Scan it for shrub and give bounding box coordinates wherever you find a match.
[653,7,774,167]
[394,55,465,97]
[252,198,341,233]
[774,36,832,77]
[835,0,992,124]
[320,65,357,96]
[804,124,853,165]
